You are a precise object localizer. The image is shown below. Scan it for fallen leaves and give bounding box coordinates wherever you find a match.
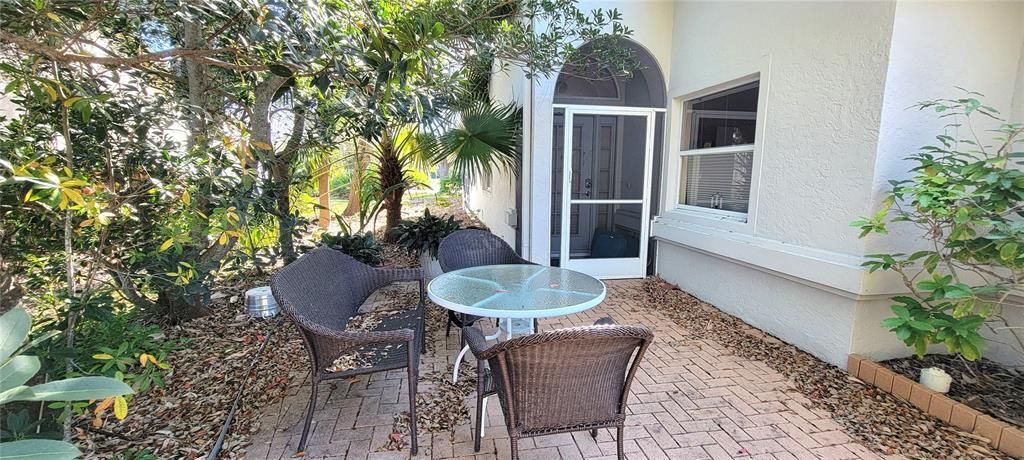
[74,273,305,459]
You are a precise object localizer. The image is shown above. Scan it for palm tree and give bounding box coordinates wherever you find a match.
[367,100,520,237]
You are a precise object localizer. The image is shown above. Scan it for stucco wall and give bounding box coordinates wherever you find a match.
[661,1,895,255]
[654,2,897,367]
[658,243,860,366]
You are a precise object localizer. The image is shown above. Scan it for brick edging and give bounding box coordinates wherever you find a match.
[847,354,1023,459]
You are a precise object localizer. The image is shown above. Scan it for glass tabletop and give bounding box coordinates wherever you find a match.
[426,265,606,318]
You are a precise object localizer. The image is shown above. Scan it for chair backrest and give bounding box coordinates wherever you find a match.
[437,229,529,272]
[485,325,653,435]
[271,247,381,332]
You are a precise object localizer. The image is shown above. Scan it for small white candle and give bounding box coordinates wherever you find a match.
[919,367,952,393]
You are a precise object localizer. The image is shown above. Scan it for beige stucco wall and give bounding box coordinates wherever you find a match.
[655,1,1024,368]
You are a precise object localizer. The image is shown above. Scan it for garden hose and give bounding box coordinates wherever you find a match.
[206,317,283,459]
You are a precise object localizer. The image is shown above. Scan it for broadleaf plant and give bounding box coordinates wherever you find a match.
[390,209,462,259]
[853,92,1024,361]
[0,309,134,459]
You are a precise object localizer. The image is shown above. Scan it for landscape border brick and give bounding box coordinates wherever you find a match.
[847,354,1022,459]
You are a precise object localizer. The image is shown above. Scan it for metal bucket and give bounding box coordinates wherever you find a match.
[245,286,279,318]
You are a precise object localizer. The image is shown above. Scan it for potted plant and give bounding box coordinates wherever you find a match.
[390,209,462,279]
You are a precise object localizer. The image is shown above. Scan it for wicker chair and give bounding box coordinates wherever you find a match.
[463,323,653,459]
[271,247,425,454]
[437,229,534,338]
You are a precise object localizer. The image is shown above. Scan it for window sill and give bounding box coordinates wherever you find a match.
[659,207,751,233]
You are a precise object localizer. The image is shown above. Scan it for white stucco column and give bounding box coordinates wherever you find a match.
[526,75,557,264]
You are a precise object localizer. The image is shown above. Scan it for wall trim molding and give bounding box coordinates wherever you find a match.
[651,217,906,300]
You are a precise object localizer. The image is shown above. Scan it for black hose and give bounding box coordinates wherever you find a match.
[207,317,282,459]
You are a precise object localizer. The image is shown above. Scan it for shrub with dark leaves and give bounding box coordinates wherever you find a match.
[320,232,384,266]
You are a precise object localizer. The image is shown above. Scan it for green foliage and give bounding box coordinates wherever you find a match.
[329,167,353,200]
[439,175,463,196]
[390,209,462,258]
[0,309,133,459]
[853,92,1024,360]
[79,327,176,394]
[432,102,522,182]
[320,232,384,266]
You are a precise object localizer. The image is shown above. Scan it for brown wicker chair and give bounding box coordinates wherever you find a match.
[437,229,534,339]
[271,247,424,454]
[463,322,653,459]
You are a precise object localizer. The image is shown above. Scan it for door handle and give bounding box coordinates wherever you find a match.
[584,178,592,197]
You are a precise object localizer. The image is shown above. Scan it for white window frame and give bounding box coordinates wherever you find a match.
[677,144,754,220]
[663,71,767,233]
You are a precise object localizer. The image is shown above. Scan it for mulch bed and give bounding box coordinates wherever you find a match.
[75,274,305,459]
[884,354,1024,429]
[641,278,1012,460]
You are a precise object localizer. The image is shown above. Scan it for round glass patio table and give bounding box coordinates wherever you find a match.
[427,264,607,382]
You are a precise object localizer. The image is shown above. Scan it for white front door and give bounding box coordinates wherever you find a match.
[557,106,656,279]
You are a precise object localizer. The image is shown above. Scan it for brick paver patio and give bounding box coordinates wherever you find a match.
[245,280,898,460]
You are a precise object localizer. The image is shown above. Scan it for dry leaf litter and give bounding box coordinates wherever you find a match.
[75,274,304,459]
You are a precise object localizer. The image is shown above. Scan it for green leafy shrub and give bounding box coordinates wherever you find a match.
[1,308,134,459]
[439,175,463,196]
[320,232,384,266]
[853,93,1024,360]
[390,209,462,258]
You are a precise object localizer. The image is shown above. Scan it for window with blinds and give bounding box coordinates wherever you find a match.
[678,81,759,216]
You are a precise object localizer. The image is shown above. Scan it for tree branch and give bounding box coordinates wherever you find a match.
[0,30,268,72]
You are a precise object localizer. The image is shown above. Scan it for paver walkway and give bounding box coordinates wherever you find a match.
[245,280,896,460]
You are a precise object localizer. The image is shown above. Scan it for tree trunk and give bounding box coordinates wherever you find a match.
[250,75,298,263]
[343,138,363,216]
[378,140,406,239]
[157,289,213,323]
[272,162,295,263]
[318,164,331,230]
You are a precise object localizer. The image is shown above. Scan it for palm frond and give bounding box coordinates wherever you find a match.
[438,102,521,181]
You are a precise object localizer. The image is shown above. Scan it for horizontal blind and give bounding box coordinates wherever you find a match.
[681,150,753,213]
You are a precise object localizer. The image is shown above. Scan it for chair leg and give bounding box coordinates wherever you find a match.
[419,309,426,355]
[408,341,419,455]
[474,390,484,452]
[616,426,624,460]
[297,379,318,453]
[590,428,598,439]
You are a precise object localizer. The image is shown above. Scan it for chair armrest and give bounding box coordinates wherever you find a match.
[379,267,424,283]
